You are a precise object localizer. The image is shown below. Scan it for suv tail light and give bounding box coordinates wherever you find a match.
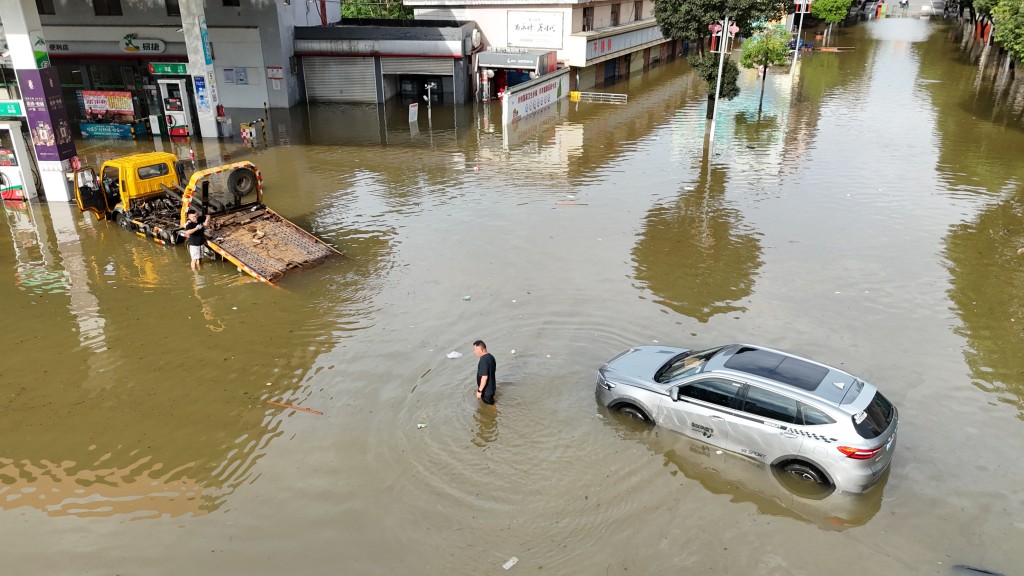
[837,445,882,460]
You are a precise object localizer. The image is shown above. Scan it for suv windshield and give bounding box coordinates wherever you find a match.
[852,391,895,439]
[657,346,723,383]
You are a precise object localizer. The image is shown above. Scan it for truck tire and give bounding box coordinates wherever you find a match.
[116,212,133,231]
[227,167,257,196]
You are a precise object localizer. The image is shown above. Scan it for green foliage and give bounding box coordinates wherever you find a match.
[739,25,790,69]
[690,53,741,99]
[810,0,854,24]
[973,0,995,19]
[993,0,1024,61]
[654,0,787,42]
[341,0,413,20]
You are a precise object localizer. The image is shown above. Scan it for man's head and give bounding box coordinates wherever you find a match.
[473,340,487,356]
[187,211,199,222]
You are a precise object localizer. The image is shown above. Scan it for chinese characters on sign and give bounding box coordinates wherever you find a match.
[82,91,134,116]
[501,68,569,125]
[194,76,211,114]
[17,67,75,161]
[507,11,564,50]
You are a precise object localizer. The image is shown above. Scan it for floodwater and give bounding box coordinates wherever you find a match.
[3,16,1024,575]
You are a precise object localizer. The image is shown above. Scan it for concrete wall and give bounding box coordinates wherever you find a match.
[211,28,267,109]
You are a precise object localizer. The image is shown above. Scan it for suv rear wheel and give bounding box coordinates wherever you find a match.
[781,461,829,486]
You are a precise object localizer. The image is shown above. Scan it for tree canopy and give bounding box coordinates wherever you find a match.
[341,0,413,20]
[993,0,1024,61]
[811,0,854,24]
[739,25,790,70]
[690,52,741,100]
[655,0,786,45]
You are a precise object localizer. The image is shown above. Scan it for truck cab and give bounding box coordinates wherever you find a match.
[75,152,183,228]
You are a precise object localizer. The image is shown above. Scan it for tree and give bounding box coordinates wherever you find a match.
[655,0,787,55]
[811,0,853,41]
[690,52,741,119]
[341,0,413,20]
[993,0,1024,62]
[739,25,790,112]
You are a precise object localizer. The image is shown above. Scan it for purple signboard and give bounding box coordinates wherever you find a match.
[17,67,76,162]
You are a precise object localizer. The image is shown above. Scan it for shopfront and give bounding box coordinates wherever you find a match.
[476,49,557,102]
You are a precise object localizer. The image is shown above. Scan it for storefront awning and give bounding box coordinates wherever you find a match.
[477,50,548,70]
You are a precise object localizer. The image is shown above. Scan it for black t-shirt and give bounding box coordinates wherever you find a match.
[477,353,497,398]
[184,219,206,246]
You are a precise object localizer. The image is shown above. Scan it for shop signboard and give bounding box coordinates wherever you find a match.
[31,31,50,68]
[501,68,569,126]
[585,26,665,60]
[0,100,24,117]
[81,123,134,138]
[82,91,134,116]
[149,62,188,75]
[17,67,75,161]
[199,17,213,66]
[507,11,564,50]
[120,34,166,54]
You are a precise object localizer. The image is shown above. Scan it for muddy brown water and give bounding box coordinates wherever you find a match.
[2,17,1023,575]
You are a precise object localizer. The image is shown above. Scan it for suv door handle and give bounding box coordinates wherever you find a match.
[709,415,725,421]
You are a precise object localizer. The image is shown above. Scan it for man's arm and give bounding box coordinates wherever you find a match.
[478,375,488,393]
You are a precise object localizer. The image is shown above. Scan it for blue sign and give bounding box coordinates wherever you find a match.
[80,121,148,139]
[199,17,212,66]
[193,75,210,114]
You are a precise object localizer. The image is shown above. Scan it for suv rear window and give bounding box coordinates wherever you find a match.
[724,347,828,391]
[852,391,894,439]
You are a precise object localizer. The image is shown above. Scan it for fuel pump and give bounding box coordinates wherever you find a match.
[156,78,195,137]
[0,120,38,201]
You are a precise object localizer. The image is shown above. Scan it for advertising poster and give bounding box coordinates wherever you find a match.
[501,68,569,125]
[194,75,211,114]
[17,67,75,161]
[82,91,134,115]
[507,11,564,49]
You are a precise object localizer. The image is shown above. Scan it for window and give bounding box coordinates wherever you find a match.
[138,163,170,180]
[93,0,123,16]
[582,7,594,32]
[224,0,241,6]
[800,404,835,426]
[852,391,894,439]
[742,386,798,424]
[634,1,644,21]
[166,0,180,16]
[680,379,741,409]
[610,3,620,26]
[35,0,56,15]
[723,347,828,391]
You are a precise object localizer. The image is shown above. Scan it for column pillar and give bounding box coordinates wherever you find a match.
[179,0,221,139]
[0,0,78,201]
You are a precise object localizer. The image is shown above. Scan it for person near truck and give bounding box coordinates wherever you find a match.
[182,210,211,271]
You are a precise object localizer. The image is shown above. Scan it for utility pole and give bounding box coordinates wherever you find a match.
[709,14,730,145]
[791,1,810,75]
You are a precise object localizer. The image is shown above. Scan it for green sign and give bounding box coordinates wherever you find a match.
[0,100,24,117]
[149,62,188,75]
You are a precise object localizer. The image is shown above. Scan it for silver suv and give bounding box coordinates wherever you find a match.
[595,344,898,494]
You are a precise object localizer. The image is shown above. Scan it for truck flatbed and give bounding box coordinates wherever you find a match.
[209,205,340,283]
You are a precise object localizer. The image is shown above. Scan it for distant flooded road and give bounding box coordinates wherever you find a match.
[3,17,1023,575]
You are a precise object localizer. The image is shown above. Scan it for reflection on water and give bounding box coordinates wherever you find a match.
[472,404,499,448]
[632,145,763,322]
[944,189,1024,420]
[604,412,884,531]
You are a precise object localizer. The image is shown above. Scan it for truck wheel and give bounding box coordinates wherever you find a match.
[116,213,133,231]
[227,167,257,196]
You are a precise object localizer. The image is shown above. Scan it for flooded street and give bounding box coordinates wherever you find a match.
[4,17,1024,575]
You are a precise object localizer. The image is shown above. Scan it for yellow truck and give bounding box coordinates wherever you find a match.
[74,152,339,283]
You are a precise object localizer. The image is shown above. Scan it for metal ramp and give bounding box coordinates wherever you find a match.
[569,91,628,104]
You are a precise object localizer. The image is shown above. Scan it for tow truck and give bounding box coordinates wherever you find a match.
[74,152,339,283]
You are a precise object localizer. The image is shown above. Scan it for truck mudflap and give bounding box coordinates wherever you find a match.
[207,205,340,284]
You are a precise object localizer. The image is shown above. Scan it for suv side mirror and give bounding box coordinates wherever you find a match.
[671,387,681,401]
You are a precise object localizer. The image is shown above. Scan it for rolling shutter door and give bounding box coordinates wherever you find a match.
[303,57,377,103]
[380,57,453,75]
[576,65,597,90]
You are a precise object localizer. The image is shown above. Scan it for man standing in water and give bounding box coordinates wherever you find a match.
[182,210,211,272]
[474,340,497,405]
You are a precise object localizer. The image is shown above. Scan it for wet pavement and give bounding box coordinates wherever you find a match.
[2,16,1024,575]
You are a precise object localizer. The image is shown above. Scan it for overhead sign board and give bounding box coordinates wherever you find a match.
[120,34,166,54]
[149,62,188,75]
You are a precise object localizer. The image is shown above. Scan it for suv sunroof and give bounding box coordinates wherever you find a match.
[723,347,828,391]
